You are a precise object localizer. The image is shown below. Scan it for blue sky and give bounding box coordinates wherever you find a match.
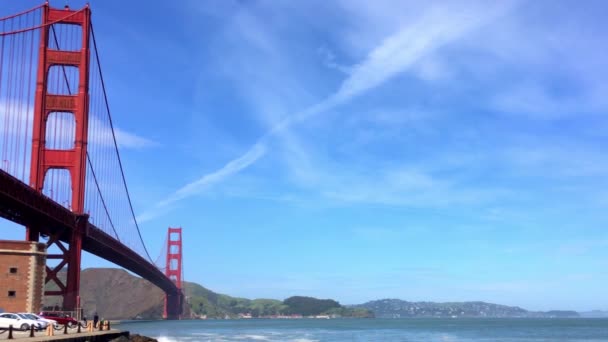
[2,0,608,311]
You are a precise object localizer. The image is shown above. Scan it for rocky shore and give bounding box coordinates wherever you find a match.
[111,334,158,342]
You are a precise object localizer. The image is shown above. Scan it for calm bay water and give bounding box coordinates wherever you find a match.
[118,318,608,341]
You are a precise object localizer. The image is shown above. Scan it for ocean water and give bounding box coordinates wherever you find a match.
[117,318,608,341]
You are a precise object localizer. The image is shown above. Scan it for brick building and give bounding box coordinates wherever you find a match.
[0,240,46,313]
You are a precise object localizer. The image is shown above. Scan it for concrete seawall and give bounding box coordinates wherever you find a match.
[0,329,129,341]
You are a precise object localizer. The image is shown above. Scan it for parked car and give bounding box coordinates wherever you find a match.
[0,312,43,331]
[19,313,54,329]
[38,311,78,327]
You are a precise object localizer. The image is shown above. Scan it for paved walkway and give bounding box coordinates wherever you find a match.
[0,328,126,341]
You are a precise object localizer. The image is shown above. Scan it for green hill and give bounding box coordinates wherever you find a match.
[51,268,373,319]
[355,299,579,318]
[184,283,372,318]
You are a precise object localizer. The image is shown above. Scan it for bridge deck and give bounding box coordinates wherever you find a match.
[0,168,179,296]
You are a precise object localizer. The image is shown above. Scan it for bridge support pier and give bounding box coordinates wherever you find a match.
[64,215,88,311]
[164,290,184,320]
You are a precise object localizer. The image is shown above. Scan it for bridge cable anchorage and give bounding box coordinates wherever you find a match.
[49,24,121,241]
[90,21,153,262]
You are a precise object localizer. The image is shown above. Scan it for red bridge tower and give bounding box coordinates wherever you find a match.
[26,4,91,312]
[164,227,184,319]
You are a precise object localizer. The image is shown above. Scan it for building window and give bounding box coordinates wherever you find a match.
[9,267,17,274]
[7,291,16,297]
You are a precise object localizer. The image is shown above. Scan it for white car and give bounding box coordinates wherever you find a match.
[0,312,43,331]
[19,313,54,329]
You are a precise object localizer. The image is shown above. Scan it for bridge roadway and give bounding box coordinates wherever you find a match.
[0,168,179,297]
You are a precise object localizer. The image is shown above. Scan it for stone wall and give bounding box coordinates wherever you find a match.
[0,240,46,313]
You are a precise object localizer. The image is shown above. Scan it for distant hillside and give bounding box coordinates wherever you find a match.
[355,299,579,318]
[55,268,372,319]
[80,268,165,319]
[44,268,165,319]
[47,269,584,320]
[579,310,608,318]
[180,283,372,319]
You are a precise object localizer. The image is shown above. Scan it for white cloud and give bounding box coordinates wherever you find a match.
[410,2,608,119]
[143,1,517,218]
[162,143,266,206]
[322,167,509,209]
[114,127,158,149]
[137,143,266,222]
[491,81,608,119]
[413,55,449,82]
[88,116,156,151]
[317,46,351,74]
[333,5,492,101]
[0,104,156,151]
[500,140,608,179]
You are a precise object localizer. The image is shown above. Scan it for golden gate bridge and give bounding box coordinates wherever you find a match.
[0,3,184,319]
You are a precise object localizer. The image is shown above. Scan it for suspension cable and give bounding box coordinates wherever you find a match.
[49,25,121,241]
[0,8,86,36]
[90,21,153,262]
[0,3,43,21]
[86,153,121,240]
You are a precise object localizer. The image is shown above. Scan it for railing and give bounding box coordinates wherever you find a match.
[0,320,114,340]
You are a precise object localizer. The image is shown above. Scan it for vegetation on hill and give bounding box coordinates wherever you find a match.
[47,269,583,320]
[283,296,340,315]
[44,268,165,319]
[62,268,372,319]
[355,299,580,318]
[185,283,373,318]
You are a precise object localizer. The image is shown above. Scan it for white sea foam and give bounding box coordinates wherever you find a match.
[233,335,272,341]
[191,332,221,336]
[440,334,459,342]
[157,337,179,342]
[159,335,226,342]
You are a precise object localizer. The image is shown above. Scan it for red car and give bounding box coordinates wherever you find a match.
[38,312,79,328]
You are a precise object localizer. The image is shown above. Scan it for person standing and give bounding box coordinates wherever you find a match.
[93,313,99,328]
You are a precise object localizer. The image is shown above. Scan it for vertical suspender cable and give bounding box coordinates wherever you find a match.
[22,11,36,180]
[90,22,152,262]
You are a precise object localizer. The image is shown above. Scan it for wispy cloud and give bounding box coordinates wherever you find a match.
[322,167,510,209]
[142,1,516,219]
[491,81,608,119]
[137,143,266,222]
[317,46,351,74]
[0,106,157,150]
[332,5,503,102]
[114,127,158,149]
[411,2,608,120]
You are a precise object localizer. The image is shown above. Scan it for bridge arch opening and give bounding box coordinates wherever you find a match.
[45,112,76,150]
[48,23,82,52]
[47,65,79,95]
[42,168,72,209]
